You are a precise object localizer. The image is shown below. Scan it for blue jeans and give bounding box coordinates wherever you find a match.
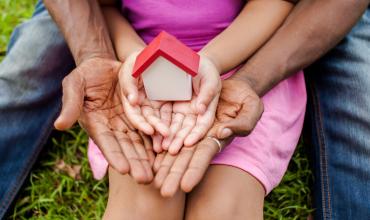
[0,1,74,218]
[1,1,370,219]
[305,6,370,219]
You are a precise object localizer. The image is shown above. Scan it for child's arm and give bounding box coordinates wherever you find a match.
[100,6,146,61]
[201,0,294,73]
[180,0,295,148]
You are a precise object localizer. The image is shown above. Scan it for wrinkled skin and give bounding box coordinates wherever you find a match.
[54,57,155,184]
[153,77,264,197]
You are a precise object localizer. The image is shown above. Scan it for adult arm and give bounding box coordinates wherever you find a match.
[235,0,370,96]
[43,0,115,64]
[44,0,154,182]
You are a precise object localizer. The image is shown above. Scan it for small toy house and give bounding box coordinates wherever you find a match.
[132,31,200,101]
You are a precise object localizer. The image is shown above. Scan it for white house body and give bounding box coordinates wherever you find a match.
[142,56,192,101]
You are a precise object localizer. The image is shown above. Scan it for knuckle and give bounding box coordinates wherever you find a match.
[61,76,71,87]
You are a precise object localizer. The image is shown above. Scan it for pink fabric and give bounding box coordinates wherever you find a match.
[88,141,108,180]
[212,72,306,194]
[121,0,244,50]
[88,0,307,194]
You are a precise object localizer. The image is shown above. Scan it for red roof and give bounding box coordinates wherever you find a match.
[132,31,199,78]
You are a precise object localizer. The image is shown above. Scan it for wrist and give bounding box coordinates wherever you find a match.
[198,50,223,74]
[77,51,116,65]
[117,45,145,62]
[230,58,285,96]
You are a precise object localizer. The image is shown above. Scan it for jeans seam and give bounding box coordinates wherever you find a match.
[309,80,332,219]
[0,110,59,218]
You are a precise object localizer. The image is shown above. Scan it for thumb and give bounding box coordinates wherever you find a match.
[54,72,85,130]
[119,59,139,105]
[193,76,220,115]
[216,103,263,138]
[216,117,253,139]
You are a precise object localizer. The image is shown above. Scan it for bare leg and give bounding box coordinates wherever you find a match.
[185,165,265,220]
[103,167,186,220]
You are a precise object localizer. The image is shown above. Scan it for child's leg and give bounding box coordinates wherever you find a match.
[185,165,265,220]
[103,167,186,220]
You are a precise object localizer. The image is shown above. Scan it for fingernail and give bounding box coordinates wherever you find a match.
[220,128,232,139]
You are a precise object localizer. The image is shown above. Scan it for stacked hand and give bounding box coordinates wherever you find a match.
[55,55,263,196]
[119,50,221,155]
[153,77,264,197]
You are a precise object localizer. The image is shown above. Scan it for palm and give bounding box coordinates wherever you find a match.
[119,52,171,142]
[153,78,264,196]
[161,93,219,155]
[123,88,173,152]
[55,58,154,183]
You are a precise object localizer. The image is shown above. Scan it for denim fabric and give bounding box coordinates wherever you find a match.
[0,1,74,218]
[305,6,370,220]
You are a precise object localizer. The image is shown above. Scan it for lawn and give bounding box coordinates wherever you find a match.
[1,1,314,219]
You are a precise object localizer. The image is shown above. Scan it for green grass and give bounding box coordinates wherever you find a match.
[1,1,314,219]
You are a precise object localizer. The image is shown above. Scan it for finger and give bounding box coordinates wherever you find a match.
[151,107,164,152]
[153,152,166,173]
[89,124,130,174]
[152,133,164,153]
[114,131,148,184]
[152,102,172,153]
[122,97,154,135]
[54,72,84,130]
[180,138,220,192]
[160,103,173,126]
[160,147,194,197]
[153,153,176,189]
[217,100,263,137]
[194,75,220,114]
[142,106,170,137]
[162,113,184,150]
[119,57,139,105]
[127,131,153,183]
[168,115,196,155]
[184,96,218,146]
[140,131,155,166]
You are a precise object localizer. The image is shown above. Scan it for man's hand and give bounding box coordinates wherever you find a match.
[213,77,264,139]
[152,77,264,196]
[54,57,154,183]
[153,130,232,197]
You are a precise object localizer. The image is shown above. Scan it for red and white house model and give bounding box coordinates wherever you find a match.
[132,31,200,101]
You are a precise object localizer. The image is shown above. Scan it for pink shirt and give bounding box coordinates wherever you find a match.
[122,0,244,51]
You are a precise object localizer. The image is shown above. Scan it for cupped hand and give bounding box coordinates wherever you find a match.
[213,77,264,139]
[160,54,222,154]
[152,77,264,196]
[54,57,154,183]
[119,51,171,141]
[153,126,233,197]
[192,53,222,114]
[161,94,219,155]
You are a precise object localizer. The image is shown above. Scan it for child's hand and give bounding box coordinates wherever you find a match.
[119,51,171,139]
[161,55,221,154]
[192,54,222,114]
